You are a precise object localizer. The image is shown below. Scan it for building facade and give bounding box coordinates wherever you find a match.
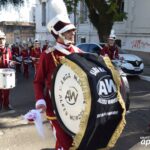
[35,0,150,64]
[0,0,36,44]
[113,0,150,64]
[0,21,35,44]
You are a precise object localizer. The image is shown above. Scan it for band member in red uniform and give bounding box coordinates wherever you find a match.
[33,5,81,149]
[42,40,49,52]
[0,30,15,111]
[101,35,119,60]
[11,43,21,72]
[20,43,29,79]
[30,39,41,73]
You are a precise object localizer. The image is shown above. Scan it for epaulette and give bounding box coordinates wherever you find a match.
[45,47,54,54]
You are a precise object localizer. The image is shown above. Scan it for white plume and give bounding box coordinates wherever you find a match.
[49,0,68,17]
[110,29,116,38]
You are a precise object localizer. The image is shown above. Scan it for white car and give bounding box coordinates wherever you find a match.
[112,49,144,75]
[76,43,144,75]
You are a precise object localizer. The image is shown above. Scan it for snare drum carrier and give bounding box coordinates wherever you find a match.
[51,53,126,150]
[0,48,16,89]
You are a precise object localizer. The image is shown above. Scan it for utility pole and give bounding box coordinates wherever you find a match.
[73,0,77,44]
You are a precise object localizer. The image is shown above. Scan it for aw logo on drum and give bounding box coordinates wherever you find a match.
[97,75,117,100]
[65,87,78,105]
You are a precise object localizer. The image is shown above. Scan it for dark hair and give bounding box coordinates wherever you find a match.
[51,30,59,39]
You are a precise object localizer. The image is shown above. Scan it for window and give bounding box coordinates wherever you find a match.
[117,0,125,21]
[81,37,86,43]
[42,2,46,26]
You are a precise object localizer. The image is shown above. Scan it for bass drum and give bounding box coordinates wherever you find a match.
[117,68,130,111]
[51,53,126,150]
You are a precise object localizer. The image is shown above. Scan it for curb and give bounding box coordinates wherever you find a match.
[0,110,16,116]
[139,75,150,82]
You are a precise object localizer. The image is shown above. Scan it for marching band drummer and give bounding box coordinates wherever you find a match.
[0,30,16,111]
[11,43,21,72]
[30,39,41,74]
[20,42,29,79]
[33,1,81,149]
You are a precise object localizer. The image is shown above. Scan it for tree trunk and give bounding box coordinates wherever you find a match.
[85,0,115,42]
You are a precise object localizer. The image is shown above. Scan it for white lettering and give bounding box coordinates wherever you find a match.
[98,81,108,95]
[146,140,150,146]
[97,111,118,118]
[90,67,106,76]
[141,139,150,146]
[97,98,118,105]
[104,79,116,93]
[90,67,100,76]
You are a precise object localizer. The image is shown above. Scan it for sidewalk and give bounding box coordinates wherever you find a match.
[0,107,55,150]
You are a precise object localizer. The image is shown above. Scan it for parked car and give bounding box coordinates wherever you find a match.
[76,43,102,55]
[76,43,144,75]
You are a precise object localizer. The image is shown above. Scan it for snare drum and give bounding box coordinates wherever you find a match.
[0,68,16,89]
[15,56,22,63]
[24,59,32,64]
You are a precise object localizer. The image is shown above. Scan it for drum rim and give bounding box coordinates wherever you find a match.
[51,64,75,136]
[51,57,92,137]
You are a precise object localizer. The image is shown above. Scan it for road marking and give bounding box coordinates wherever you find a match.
[139,75,150,82]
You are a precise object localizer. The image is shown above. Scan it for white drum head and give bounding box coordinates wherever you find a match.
[53,64,86,135]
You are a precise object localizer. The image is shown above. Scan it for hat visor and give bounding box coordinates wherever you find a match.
[0,36,6,39]
[59,24,76,34]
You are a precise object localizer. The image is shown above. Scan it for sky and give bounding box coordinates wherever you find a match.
[0,0,36,22]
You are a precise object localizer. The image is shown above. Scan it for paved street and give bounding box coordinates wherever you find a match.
[0,66,55,150]
[113,75,150,150]
[0,66,150,150]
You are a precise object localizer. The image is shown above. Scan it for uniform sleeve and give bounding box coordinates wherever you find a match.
[101,46,107,56]
[33,53,47,100]
[115,47,119,59]
[8,49,12,60]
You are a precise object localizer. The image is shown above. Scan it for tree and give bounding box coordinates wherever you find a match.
[84,0,127,42]
[0,0,24,9]
[65,0,127,42]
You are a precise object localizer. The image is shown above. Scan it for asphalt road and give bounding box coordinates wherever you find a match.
[0,66,150,150]
[113,76,150,150]
[0,66,55,150]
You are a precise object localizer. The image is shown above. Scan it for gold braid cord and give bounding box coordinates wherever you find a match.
[51,52,59,66]
[98,56,126,150]
[60,58,92,150]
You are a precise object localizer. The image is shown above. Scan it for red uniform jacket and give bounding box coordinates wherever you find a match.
[30,47,41,69]
[34,43,81,118]
[42,44,48,52]
[12,46,20,57]
[21,49,29,60]
[101,45,119,60]
[0,48,12,68]
[30,47,41,59]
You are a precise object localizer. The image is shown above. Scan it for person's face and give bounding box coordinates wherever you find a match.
[108,39,115,46]
[34,43,40,48]
[0,38,6,49]
[62,29,76,44]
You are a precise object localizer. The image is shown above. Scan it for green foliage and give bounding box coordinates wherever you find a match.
[85,0,127,42]
[64,0,79,13]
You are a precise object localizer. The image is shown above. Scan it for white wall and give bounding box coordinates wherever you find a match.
[113,0,150,52]
[35,0,55,44]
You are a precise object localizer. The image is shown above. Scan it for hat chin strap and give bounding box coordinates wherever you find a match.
[59,33,73,45]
